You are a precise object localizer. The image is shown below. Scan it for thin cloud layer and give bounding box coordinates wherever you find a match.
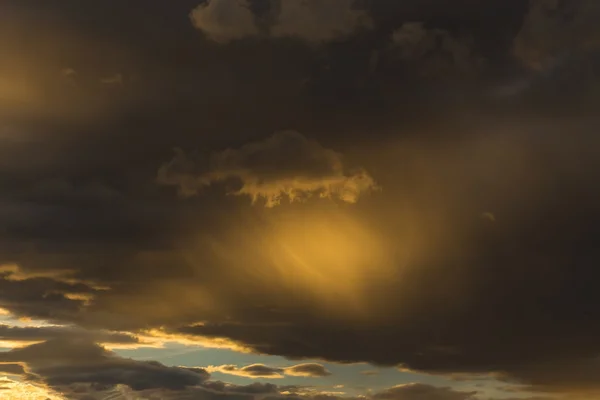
[158,131,378,207]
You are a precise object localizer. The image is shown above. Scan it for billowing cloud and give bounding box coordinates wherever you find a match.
[157,131,378,207]
[190,0,371,43]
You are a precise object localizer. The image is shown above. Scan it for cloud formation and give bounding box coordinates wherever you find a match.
[191,0,371,43]
[0,336,477,400]
[158,131,378,207]
[372,383,476,400]
[0,363,26,376]
[0,324,139,347]
[284,363,331,378]
[208,364,284,378]
[163,125,600,396]
[0,264,105,323]
[208,363,331,379]
[3,2,600,400]
[0,338,210,391]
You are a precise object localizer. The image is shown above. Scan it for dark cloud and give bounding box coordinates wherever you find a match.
[0,324,139,345]
[55,380,280,400]
[514,0,600,71]
[190,0,372,43]
[1,1,599,399]
[0,363,26,376]
[389,22,484,79]
[157,131,378,207]
[372,383,476,400]
[264,384,477,400]
[0,265,104,323]
[284,363,331,378]
[166,121,600,395]
[0,338,209,391]
[0,336,473,400]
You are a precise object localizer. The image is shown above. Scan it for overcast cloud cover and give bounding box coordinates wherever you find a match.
[1,0,600,399]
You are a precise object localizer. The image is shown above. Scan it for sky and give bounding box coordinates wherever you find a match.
[0,0,600,399]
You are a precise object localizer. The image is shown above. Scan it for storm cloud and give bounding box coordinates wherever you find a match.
[0,1,599,400]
